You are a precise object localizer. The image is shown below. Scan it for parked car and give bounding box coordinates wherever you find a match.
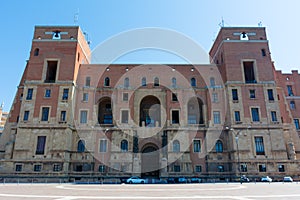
[261,176,272,182]
[240,175,250,182]
[190,177,202,183]
[167,178,176,183]
[126,176,145,184]
[175,177,188,183]
[283,176,293,182]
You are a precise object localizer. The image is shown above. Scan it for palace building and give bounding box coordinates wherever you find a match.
[0,25,300,182]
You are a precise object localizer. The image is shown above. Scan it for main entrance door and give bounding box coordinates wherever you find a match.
[141,145,159,178]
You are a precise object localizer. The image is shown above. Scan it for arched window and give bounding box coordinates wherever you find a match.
[240,32,249,40]
[210,77,215,87]
[173,140,180,152]
[154,77,159,86]
[191,78,196,87]
[172,77,177,88]
[77,140,85,153]
[121,139,128,152]
[34,48,39,56]
[142,77,146,86]
[104,77,110,86]
[216,140,223,153]
[124,77,129,88]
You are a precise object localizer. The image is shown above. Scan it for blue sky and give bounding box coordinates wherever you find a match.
[0,0,299,111]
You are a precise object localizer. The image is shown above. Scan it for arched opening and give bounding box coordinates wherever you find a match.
[98,97,113,124]
[187,97,204,124]
[141,144,159,178]
[139,95,161,127]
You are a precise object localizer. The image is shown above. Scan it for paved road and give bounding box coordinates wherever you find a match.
[0,182,299,200]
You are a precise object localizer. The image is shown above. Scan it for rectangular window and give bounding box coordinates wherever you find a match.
[121,110,129,124]
[99,165,105,172]
[123,93,128,101]
[255,136,265,155]
[267,89,274,101]
[243,61,256,83]
[80,110,88,124]
[234,111,241,122]
[232,89,238,101]
[287,85,294,96]
[172,93,178,102]
[195,165,202,172]
[26,88,33,100]
[241,164,247,172]
[15,164,22,172]
[45,89,51,98]
[174,165,181,172]
[294,119,300,130]
[34,164,42,172]
[278,164,285,172]
[23,110,29,121]
[99,139,107,152]
[62,88,69,100]
[212,93,218,103]
[290,101,296,110]
[251,108,260,122]
[171,110,179,124]
[41,107,49,121]
[213,111,221,124]
[259,164,266,172]
[271,111,277,122]
[85,76,91,87]
[83,93,89,102]
[53,164,62,172]
[60,111,66,122]
[36,136,46,155]
[45,61,57,83]
[193,140,201,152]
[249,89,256,99]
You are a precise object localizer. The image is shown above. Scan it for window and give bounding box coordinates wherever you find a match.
[249,90,256,99]
[240,32,248,40]
[23,111,29,121]
[85,76,91,87]
[212,93,218,103]
[172,93,178,102]
[255,136,265,155]
[243,61,256,83]
[259,164,266,172]
[99,139,107,152]
[195,165,202,172]
[241,164,247,172]
[121,110,129,124]
[251,108,260,122]
[261,49,266,57]
[267,89,274,101]
[271,111,277,122]
[41,107,49,121]
[278,165,285,172]
[173,140,180,152]
[217,165,224,172]
[193,140,201,152]
[15,164,22,172]
[123,93,128,101]
[124,77,129,88]
[154,77,159,86]
[36,136,46,155]
[45,89,51,98]
[45,61,57,83]
[210,77,215,87]
[141,77,146,86]
[234,111,241,122]
[60,111,66,122]
[53,164,62,172]
[121,140,128,152]
[294,119,300,130]
[287,85,294,96]
[34,164,42,172]
[213,111,221,124]
[34,48,39,56]
[290,101,296,110]
[171,110,179,124]
[62,88,69,100]
[104,77,110,86]
[80,110,88,124]
[99,165,105,172]
[232,89,238,101]
[191,78,196,87]
[26,88,33,100]
[52,31,61,39]
[83,93,89,102]
[215,140,223,153]
[174,165,181,172]
[172,77,177,88]
[77,140,85,152]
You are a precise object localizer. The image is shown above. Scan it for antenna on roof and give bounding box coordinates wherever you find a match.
[74,8,79,25]
[258,21,262,27]
[219,17,225,27]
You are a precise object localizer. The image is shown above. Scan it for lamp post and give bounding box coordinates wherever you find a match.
[234,133,241,184]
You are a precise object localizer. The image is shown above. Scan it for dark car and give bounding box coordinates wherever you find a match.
[175,177,188,183]
[190,177,202,183]
[240,175,250,182]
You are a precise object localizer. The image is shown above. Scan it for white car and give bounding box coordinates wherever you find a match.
[283,176,293,182]
[126,176,145,184]
[261,176,272,182]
